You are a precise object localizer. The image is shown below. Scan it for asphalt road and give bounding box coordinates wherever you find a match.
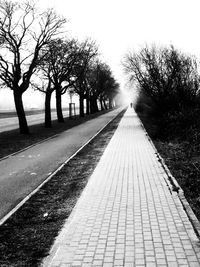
[0,110,72,133]
[0,107,124,221]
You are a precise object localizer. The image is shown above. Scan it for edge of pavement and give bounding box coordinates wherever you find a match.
[0,107,127,227]
[138,113,200,240]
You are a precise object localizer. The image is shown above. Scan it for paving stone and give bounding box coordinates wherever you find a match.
[43,108,200,267]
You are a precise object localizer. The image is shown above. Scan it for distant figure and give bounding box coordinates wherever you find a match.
[130,102,133,108]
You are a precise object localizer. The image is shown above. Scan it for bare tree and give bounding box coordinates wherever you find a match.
[71,39,98,117]
[50,38,80,122]
[87,61,119,112]
[31,75,54,128]
[0,0,66,133]
[34,38,80,126]
[123,45,199,114]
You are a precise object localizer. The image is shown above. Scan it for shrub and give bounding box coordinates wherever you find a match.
[123,45,200,117]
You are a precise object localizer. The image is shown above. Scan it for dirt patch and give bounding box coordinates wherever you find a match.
[0,108,126,267]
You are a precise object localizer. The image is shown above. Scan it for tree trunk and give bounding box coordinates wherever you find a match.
[100,98,104,111]
[90,96,99,114]
[86,94,90,115]
[90,97,95,114]
[109,98,113,109]
[79,94,84,117]
[45,91,52,128]
[94,98,99,113]
[103,100,108,110]
[13,91,29,134]
[56,89,64,122]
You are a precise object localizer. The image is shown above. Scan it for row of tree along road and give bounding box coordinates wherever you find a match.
[0,0,120,134]
[123,44,200,138]
[123,42,200,225]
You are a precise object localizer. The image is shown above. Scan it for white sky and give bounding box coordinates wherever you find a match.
[1,0,200,109]
[39,0,200,86]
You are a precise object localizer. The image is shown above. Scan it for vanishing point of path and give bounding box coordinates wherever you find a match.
[43,108,200,267]
[0,108,123,222]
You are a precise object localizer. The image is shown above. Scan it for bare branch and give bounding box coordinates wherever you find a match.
[0,0,66,93]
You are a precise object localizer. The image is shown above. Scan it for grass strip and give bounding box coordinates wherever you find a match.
[0,110,111,159]
[138,112,200,223]
[0,108,126,267]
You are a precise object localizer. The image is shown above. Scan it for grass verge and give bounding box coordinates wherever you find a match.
[0,110,112,159]
[0,108,126,267]
[138,111,200,223]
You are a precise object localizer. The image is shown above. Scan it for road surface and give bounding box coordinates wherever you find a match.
[0,109,76,133]
[0,107,124,222]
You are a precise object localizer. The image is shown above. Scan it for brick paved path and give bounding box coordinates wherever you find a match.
[43,108,200,267]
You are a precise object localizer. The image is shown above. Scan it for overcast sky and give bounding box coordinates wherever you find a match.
[39,0,200,87]
[1,0,200,109]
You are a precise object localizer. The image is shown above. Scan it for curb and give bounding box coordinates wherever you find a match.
[138,114,200,239]
[0,108,125,227]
